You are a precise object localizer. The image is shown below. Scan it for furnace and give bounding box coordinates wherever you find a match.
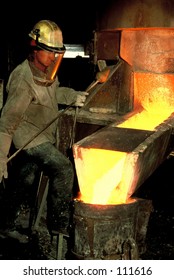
[56,1,174,260]
[68,26,174,259]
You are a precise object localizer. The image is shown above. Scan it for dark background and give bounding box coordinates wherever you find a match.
[0,2,98,94]
[0,2,97,78]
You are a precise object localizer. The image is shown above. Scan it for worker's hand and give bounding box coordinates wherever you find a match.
[0,156,8,183]
[75,91,89,107]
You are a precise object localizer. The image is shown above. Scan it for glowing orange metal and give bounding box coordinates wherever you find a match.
[73,72,174,205]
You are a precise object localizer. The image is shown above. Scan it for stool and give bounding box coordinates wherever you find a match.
[29,172,68,260]
[51,231,69,260]
[29,172,49,232]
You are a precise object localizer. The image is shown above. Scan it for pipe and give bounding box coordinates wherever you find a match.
[70,67,110,147]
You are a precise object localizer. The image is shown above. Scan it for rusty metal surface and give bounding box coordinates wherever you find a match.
[74,126,153,152]
[73,114,174,201]
[120,28,174,73]
[72,198,152,260]
[72,199,139,260]
[81,60,134,115]
[135,198,153,255]
[93,31,120,63]
[57,112,74,156]
[123,121,173,198]
[74,103,144,126]
[96,0,174,30]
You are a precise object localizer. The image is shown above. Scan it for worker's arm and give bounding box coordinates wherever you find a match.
[55,83,88,107]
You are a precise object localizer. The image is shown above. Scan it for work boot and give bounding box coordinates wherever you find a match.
[0,229,29,243]
[0,225,29,244]
[0,212,30,244]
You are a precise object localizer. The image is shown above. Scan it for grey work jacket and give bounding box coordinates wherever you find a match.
[0,59,78,150]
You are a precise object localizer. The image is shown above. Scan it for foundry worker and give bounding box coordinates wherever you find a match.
[0,20,88,240]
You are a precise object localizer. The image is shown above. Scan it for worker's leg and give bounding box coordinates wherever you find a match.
[24,142,74,235]
[0,155,39,228]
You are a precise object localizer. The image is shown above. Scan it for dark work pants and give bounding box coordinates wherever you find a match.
[0,142,74,232]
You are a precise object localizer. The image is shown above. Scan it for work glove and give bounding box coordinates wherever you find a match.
[0,154,8,182]
[74,91,89,107]
[0,132,12,182]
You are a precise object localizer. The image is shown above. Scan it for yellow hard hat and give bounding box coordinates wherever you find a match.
[29,20,66,53]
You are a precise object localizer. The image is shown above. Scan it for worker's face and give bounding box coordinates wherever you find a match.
[34,49,58,72]
[31,48,64,85]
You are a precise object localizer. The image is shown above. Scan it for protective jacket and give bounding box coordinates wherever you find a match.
[0,59,79,153]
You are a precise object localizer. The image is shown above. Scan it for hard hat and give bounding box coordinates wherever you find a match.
[29,20,66,53]
[29,20,66,86]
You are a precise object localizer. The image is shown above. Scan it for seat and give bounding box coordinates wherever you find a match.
[29,172,68,260]
[29,171,49,232]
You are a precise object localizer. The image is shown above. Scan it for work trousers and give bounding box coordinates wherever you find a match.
[0,142,74,232]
